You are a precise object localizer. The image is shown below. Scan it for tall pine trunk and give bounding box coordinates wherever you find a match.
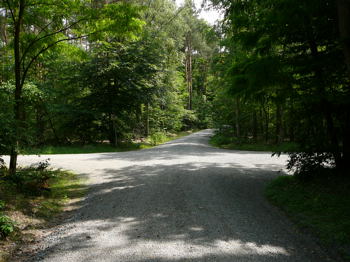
[337,0,350,169]
[275,102,284,144]
[185,32,193,110]
[252,109,258,142]
[234,97,240,138]
[9,0,25,175]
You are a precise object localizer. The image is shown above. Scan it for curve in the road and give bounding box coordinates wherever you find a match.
[14,129,332,262]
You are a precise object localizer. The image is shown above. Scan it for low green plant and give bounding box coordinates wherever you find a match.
[5,159,56,195]
[0,215,15,239]
[0,201,15,239]
[210,131,299,152]
[149,131,167,146]
[22,143,143,155]
[266,175,350,260]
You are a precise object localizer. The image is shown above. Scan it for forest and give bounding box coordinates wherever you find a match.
[0,0,350,260]
[0,0,219,175]
[1,0,349,177]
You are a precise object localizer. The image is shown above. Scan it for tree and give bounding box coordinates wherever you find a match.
[1,0,143,174]
[210,0,350,174]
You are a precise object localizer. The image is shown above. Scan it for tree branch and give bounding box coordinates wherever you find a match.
[20,18,86,65]
[21,34,89,87]
[5,0,15,23]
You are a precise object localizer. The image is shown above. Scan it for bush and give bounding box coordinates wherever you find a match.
[0,201,15,239]
[182,110,199,129]
[287,152,335,180]
[0,215,15,239]
[5,159,56,195]
[149,131,167,146]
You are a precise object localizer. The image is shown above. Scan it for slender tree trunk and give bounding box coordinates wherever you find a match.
[259,107,264,140]
[234,97,240,138]
[275,102,283,144]
[0,9,8,45]
[43,105,60,144]
[185,32,193,110]
[289,100,295,142]
[337,0,350,169]
[113,119,118,147]
[9,0,25,175]
[252,109,258,142]
[261,102,269,143]
[337,0,350,79]
[146,102,150,137]
[108,113,117,147]
[343,111,350,170]
[309,38,342,169]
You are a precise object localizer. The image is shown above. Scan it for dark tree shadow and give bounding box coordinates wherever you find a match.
[24,130,327,262]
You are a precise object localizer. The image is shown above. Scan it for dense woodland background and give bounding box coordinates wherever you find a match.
[1,0,350,177]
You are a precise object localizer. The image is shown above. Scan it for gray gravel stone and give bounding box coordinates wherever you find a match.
[5,130,335,261]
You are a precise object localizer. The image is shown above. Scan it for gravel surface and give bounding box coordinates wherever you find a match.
[6,129,334,261]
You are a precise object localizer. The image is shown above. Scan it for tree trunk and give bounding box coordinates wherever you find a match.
[108,114,118,147]
[9,0,25,175]
[342,110,350,170]
[275,102,283,144]
[36,105,45,145]
[146,102,150,137]
[259,107,264,140]
[337,0,350,79]
[289,99,295,142]
[0,9,8,46]
[235,97,240,138]
[309,38,342,169]
[252,109,258,142]
[261,102,269,143]
[185,32,193,110]
[336,0,350,170]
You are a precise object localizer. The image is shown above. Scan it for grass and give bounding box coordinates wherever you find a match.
[0,169,86,261]
[21,143,149,155]
[265,175,350,260]
[210,132,299,152]
[21,130,198,155]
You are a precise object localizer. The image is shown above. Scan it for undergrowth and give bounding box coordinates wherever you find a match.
[266,174,350,260]
[0,159,85,260]
[210,130,299,152]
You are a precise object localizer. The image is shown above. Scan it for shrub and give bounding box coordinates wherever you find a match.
[0,201,15,239]
[287,152,335,180]
[0,215,15,239]
[5,159,56,195]
[149,131,167,146]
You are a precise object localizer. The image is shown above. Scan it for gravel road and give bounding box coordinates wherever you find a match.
[9,129,333,261]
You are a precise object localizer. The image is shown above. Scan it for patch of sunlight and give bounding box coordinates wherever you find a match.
[51,218,290,261]
[92,238,289,259]
[189,226,204,231]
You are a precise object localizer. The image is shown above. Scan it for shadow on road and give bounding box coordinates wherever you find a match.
[23,130,325,262]
[28,163,322,261]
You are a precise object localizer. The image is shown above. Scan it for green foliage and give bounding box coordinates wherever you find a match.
[1,0,217,175]
[0,167,85,255]
[210,132,235,146]
[22,143,145,155]
[287,153,336,180]
[0,215,15,239]
[266,175,350,259]
[0,201,15,239]
[4,159,55,195]
[210,0,350,174]
[149,131,168,146]
[210,130,299,152]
